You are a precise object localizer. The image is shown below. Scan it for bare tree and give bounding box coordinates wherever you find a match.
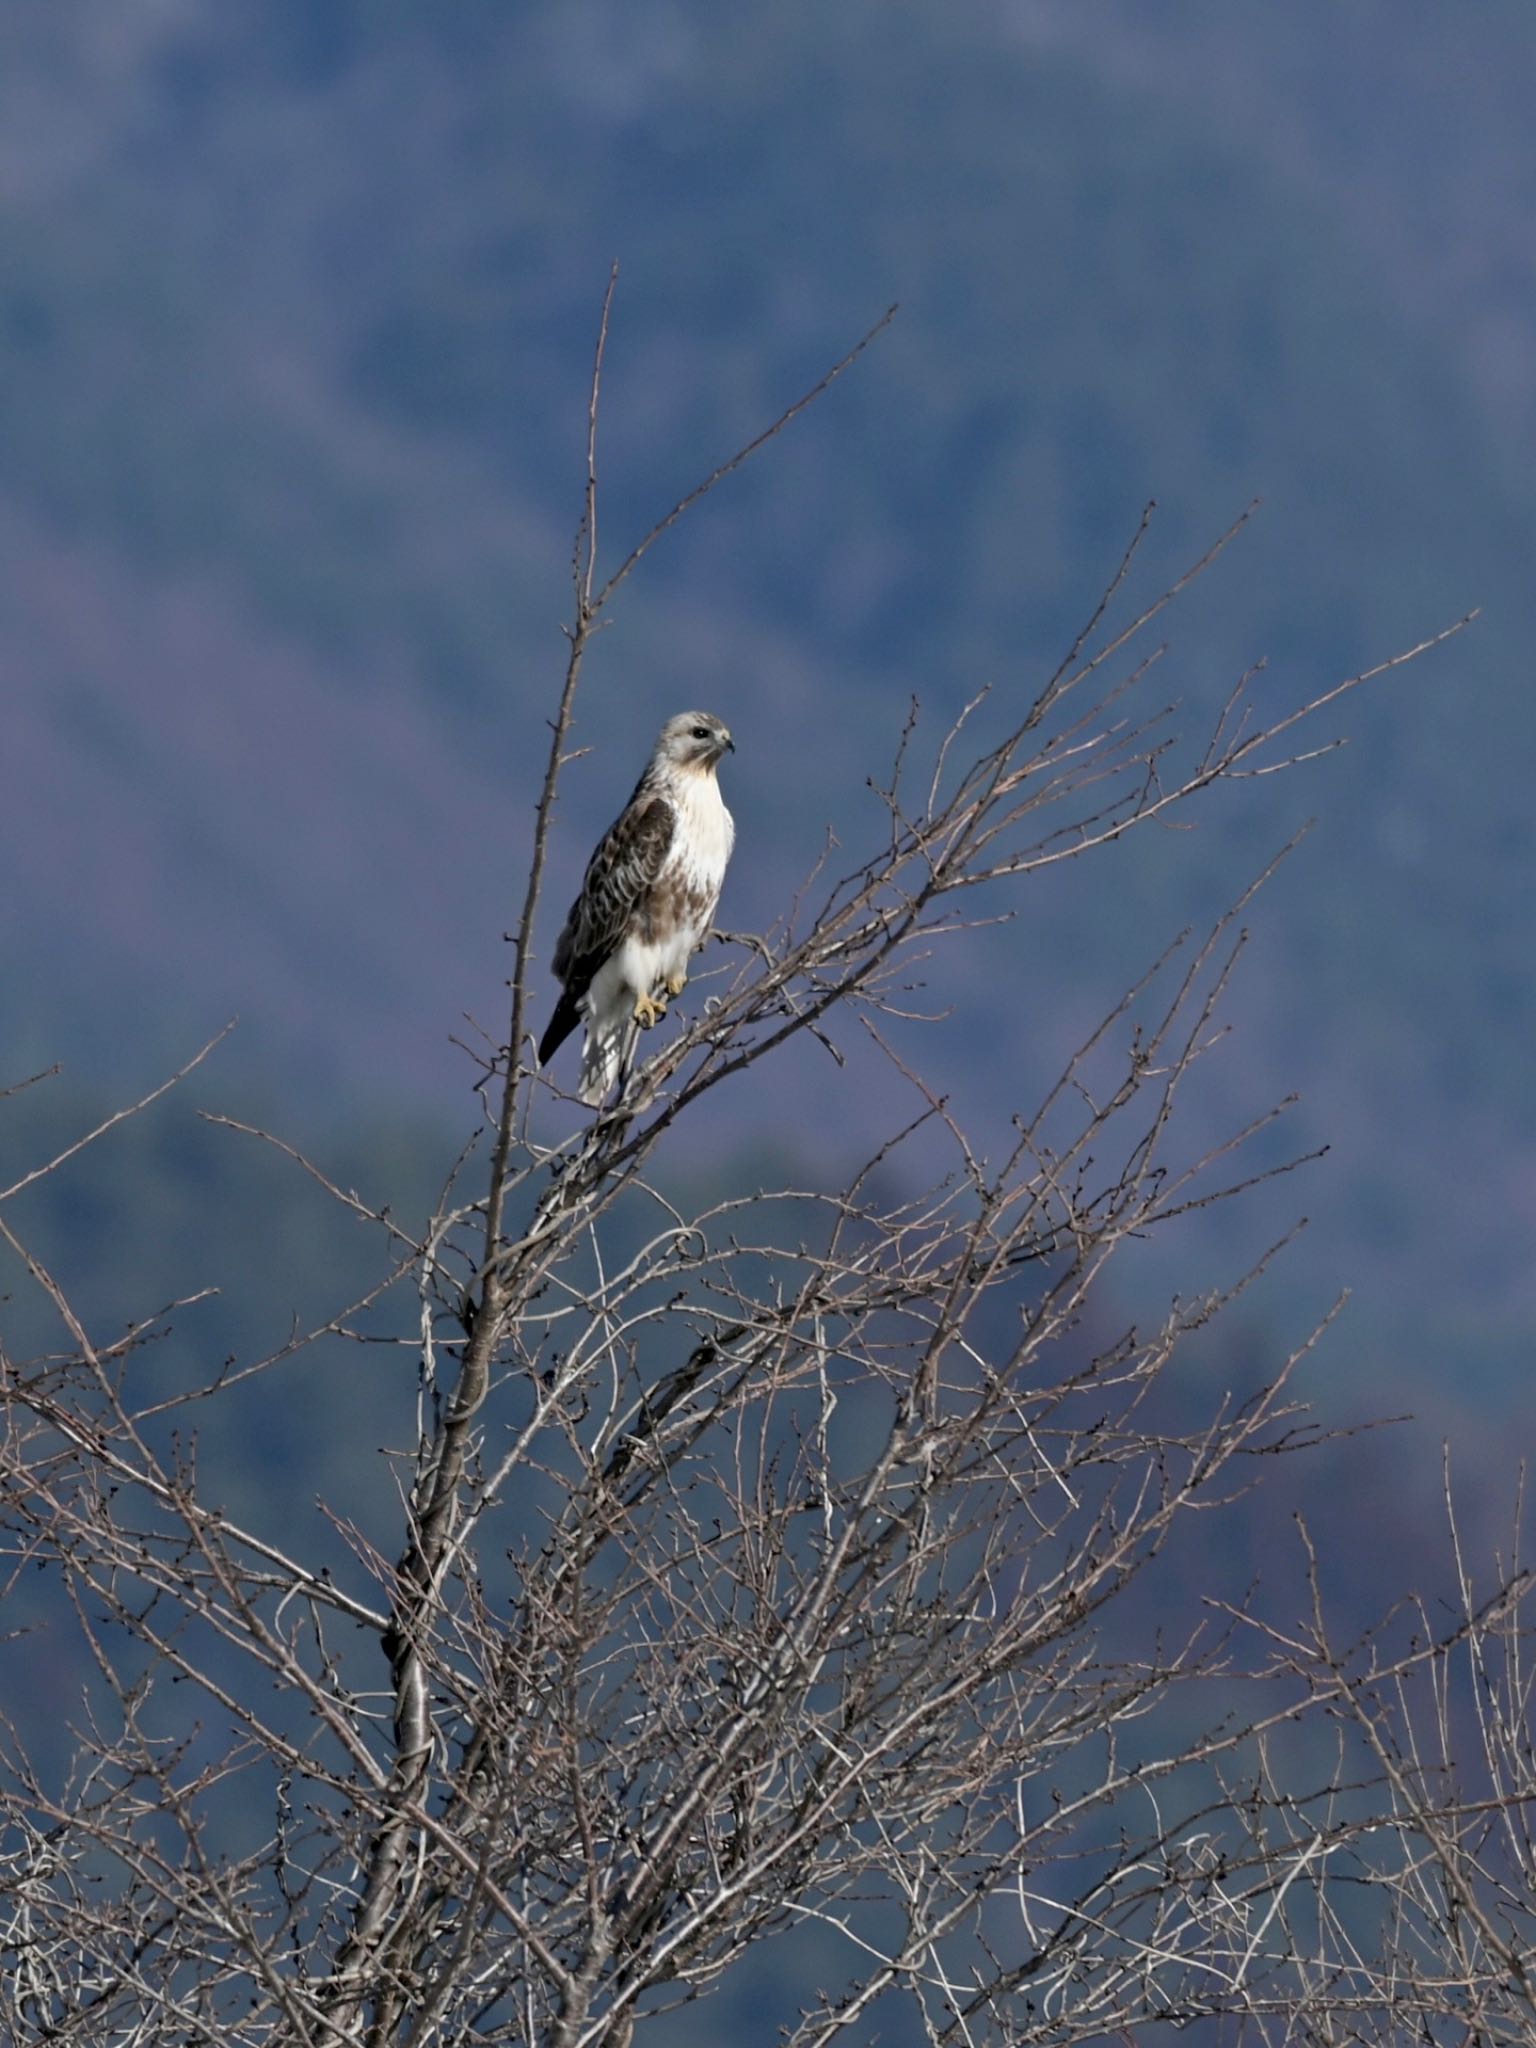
[1191,1484,1536,2048]
[0,288,1523,2048]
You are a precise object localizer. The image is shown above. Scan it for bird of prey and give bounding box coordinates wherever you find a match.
[538,711,735,1104]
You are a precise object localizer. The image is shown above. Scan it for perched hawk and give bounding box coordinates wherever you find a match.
[538,711,736,1104]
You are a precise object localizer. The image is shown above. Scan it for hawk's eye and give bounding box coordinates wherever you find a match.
[692,726,711,740]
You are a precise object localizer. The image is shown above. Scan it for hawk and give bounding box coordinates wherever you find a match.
[538,711,736,1104]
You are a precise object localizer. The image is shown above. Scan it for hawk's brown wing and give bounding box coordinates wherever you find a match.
[538,793,675,1065]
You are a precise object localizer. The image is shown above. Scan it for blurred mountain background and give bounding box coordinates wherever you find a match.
[3,0,1534,1644]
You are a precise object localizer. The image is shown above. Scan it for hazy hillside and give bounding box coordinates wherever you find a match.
[1014,0,1536,456]
[2,0,1534,1450]
[4,14,1533,2042]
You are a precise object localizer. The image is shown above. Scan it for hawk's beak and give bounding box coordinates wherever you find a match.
[723,734,735,754]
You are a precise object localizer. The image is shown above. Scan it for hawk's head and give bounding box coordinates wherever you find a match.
[656,711,734,773]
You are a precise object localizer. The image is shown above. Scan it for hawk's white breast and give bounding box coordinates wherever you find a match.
[667,764,735,899]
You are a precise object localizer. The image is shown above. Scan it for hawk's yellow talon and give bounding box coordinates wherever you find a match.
[633,991,666,1031]
[665,970,688,999]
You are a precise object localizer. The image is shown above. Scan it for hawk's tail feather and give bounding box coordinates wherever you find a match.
[537,992,583,1068]
[578,1014,639,1107]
